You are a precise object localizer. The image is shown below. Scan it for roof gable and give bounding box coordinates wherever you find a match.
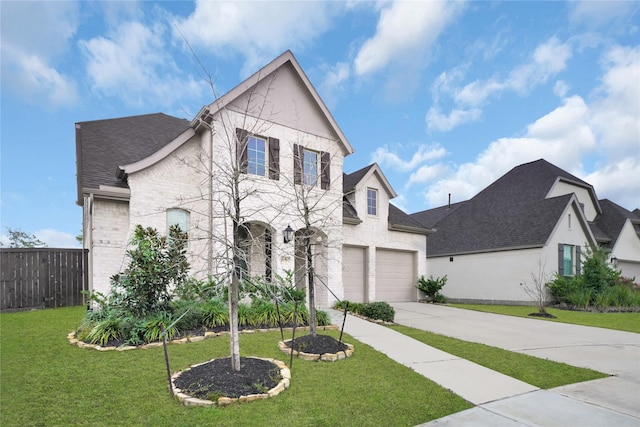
[196,50,353,156]
[594,199,640,248]
[75,113,190,204]
[343,163,397,198]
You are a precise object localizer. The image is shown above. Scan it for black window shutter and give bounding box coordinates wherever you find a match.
[321,151,330,190]
[268,137,280,180]
[558,244,564,276]
[576,246,581,275]
[293,144,303,184]
[236,128,248,173]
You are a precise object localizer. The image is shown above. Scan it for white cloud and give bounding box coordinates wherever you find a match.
[174,1,337,76]
[35,229,81,248]
[372,145,447,172]
[0,1,79,108]
[422,45,640,211]
[80,21,204,108]
[407,163,449,187]
[319,62,351,108]
[354,1,463,76]
[569,0,639,30]
[426,106,482,132]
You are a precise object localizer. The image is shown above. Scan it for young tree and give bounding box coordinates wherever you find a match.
[2,227,46,248]
[520,258,552,315]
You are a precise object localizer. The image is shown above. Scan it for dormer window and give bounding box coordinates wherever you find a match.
[367,188,378,216]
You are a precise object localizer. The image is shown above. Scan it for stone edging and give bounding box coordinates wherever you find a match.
[67,325,338,351]
[171,357,291,407]
[278,339,354,362]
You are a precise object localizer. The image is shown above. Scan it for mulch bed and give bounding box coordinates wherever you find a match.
[285,334,348,354]
[174,357,281,399]
[528,312,557,319]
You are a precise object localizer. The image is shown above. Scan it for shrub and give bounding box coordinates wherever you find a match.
[201,299,229,328]
[547,274,582,304]
[143,312,178,342]
[87,317,123,346]
[360,301,395,322]
[251,299,281,326]
[567,288,592,309]
[315,310,329,326]
[417,275,447,301]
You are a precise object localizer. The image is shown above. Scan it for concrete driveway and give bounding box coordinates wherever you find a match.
[391,302,640,421]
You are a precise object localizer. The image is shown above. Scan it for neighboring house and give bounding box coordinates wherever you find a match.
[593,199,640,280]
[75,50,429,307]
[411,159,640,304]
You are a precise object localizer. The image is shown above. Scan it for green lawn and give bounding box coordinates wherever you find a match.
[1,307,471,427]
[448,304,640,333]
[388,325,607,389]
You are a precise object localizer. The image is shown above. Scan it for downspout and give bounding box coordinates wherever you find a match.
[208,125,214,277]
[87,193,94,304]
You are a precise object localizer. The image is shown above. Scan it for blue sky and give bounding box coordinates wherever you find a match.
[1,1,639,248]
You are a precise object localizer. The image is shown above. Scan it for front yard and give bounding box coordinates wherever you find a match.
[1,307,469,427]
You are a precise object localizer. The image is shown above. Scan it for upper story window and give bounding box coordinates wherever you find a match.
[294,144,331,190]
[247,136,266,176]
[237,128,280,180]
[303,150,319,186]
[367,188,378,216]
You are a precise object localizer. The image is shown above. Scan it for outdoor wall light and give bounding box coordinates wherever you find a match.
[283,225,294,244]
[610,256,618,267]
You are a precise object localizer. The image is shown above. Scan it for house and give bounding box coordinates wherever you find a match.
[75,50,430,308]
[411,159,640,304]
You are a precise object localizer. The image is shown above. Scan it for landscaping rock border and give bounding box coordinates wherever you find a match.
[278,338,354,362]
[171,357,291,407]
[67,325,338,351]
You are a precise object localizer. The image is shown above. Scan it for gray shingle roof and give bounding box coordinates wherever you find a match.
[389,204,432,234]
[76,113,190,203]
[412,159,588,256]
[594,199,640,249]
[343,165,375,193]
[342,197,361,223]
[411,201,466,228]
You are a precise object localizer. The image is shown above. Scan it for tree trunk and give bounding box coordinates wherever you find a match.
[306,236,316,336]
[229,273,240,371]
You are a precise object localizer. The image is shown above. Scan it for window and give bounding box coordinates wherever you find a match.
[558,244,581,276]
[367,188,377,216]
[236,128,280,180]
[294,144,330,189]
[167,209,189,244]
[303,150,318,186]
[247,136,266,176]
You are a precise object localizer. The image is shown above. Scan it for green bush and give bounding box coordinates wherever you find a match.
[201,299,229,328]
[567,288,592,309]
[547,274,582,304]
[87,317,122,346]
[143,312,178,342]
[360,301,395,322]
[417,275,447,301]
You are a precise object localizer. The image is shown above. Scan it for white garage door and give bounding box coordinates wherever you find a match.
[375,249,416,302]
[342,246,366,303]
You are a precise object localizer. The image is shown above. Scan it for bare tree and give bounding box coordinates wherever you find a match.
[520,258,552,315]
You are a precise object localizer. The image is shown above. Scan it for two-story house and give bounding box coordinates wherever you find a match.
[75,50,431,308]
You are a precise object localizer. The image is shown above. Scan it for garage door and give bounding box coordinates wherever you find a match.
[342,246,366,303]
[375,249,416,302]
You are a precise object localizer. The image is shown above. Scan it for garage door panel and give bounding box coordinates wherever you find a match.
[343,246,366,303]
[375,249,415,303]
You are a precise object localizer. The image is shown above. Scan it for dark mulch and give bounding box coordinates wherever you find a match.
[174,357,282,400]
[528,312,557,319]
[286,334,348,354]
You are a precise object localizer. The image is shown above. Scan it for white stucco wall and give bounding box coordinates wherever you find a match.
[547,180,598,221]
[342,171,427,303]
[428,248,544,304]
[612,220,640,280]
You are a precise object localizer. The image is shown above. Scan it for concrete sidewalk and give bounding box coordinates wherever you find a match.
[329,305,640,426]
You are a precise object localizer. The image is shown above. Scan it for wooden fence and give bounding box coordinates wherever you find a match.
[0,248,88,311]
